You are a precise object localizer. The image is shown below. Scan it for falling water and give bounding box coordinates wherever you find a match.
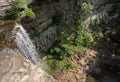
[13,23,39,64]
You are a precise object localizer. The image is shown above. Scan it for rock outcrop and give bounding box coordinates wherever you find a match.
[0,0,12,16]
[0,48,58,82]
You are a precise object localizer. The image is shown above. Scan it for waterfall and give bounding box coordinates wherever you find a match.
[13,23,39,64]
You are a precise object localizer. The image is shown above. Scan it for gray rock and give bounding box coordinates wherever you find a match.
[35,27,57,52]
[0,0,12,16]
[0,48,59,82]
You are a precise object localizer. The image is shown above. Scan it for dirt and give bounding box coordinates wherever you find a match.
[41,48,99,82]
[42,38,120,82]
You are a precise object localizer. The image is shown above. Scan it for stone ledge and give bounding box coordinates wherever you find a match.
[0,48,59,82]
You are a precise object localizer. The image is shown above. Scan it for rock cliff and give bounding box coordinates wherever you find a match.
[0,48,58,82]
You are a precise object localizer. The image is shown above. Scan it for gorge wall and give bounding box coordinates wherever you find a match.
[0,0,119,82]
[22,0,109,53]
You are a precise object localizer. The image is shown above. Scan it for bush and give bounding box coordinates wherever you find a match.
[24,8,35,18]
[81,2,93,12]
[6,0,35,19]
[95,32,104,40]
[67,61,75,69]
[76,32,94,47]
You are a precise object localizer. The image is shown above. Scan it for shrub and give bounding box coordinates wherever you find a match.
[24,8,35,18]
[81,2,93,12]
[95,32,104,40]
[76,32,94,47]
[67,61,75,69]
[49,45,66,60]
[56,59,66,69]
[46,2,94,71]
[6,0,35,19]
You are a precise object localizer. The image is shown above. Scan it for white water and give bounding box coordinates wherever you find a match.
[13,23,39,64]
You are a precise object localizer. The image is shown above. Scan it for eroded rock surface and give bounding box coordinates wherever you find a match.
[0,0,12,16]
[0,48,58,82]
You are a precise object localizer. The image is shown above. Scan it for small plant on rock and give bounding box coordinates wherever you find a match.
[5,0,35,19]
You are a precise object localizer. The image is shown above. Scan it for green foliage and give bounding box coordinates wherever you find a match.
[76,32,94,47]
[95,32,104,40]
[53,47,61,53]
[49,45,66,60]
[12,0,29,8]
[67,61,75,69]
[41,60,54,75]
[62,43,83,56]
[24,8,35,18]
[81,2,93,12]
[52,11,64,25]
[0,16,4,20]
[5,0,35,19]
[7,9,20,19]
[89,19,98,31]
[56,59,66,69]
[46,2,94,70]
[74,1,94,47]
[44,55,75,73]
[89,16,105,40]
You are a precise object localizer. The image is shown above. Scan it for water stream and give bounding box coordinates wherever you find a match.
[13,23,39,64]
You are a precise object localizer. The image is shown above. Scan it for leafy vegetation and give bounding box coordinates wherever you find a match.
[45,2,96,72]
[81,2,93,12]
[24,8,35,18]
[3,0,35,20]
[74,2,94,47]
[66,61,75,69]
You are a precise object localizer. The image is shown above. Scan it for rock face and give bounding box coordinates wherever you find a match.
[0,48,58,82]
[0,0,12,16]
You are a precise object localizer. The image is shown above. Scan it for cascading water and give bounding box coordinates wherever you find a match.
[13,23,39,64]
